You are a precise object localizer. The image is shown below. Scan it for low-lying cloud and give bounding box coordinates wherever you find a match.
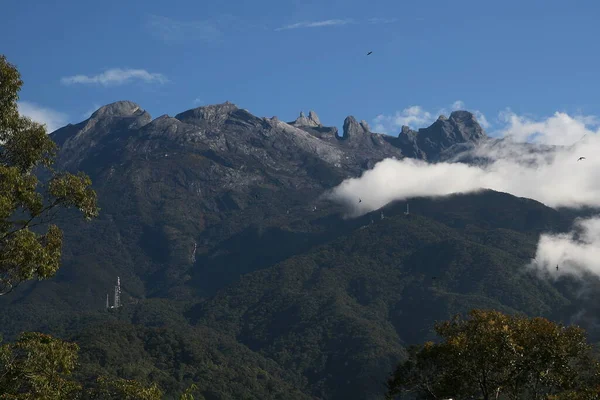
[328,109,600,279]
[530,217,600,279]
[61,68,168,86]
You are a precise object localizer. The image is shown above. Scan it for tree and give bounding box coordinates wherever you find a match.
[0,54,98,295]
[0,332,163,400]
[83,376,163,400]
[386,309,600,400]
[0,332,82,399]
[0,56,161,399]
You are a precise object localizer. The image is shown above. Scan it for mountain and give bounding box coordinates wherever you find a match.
[385,111,488,161]
[1,101,595,399]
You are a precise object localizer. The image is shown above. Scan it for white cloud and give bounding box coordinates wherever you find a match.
[275,19,354,31]
[494,110,599,146]
[146,14,222,43]
[372,106,434,133]
[452,100,465,110]
[61,68,168,86]
[329,109,600,279]
[326,131,600,217]
[529,217,600,280]
[17,101,68,133]
[193,98,202,106]
[372,101,491,134]
[474,110,491,129]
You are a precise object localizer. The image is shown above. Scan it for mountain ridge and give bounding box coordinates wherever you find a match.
[51,100,491,165]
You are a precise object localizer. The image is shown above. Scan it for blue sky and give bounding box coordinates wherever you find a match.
[3,0,600,136]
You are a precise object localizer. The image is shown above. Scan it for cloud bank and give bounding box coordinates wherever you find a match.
[329,109,600,279]
[61,68,168,86]
[17,101,68,133]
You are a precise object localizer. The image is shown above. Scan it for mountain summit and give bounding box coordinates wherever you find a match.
[390,110,488,160]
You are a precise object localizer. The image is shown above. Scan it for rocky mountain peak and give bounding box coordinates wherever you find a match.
[386,110,488,161]
[291,110,322,127]
[342,116,370,139]
[174,101,243,127]
[449,110,476,122]
[90,101,146,119]
[400,125,413,135]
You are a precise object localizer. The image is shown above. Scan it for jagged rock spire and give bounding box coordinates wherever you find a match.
[292,110,322,127]
[342,116,370,139]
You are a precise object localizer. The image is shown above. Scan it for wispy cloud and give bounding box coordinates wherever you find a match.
[275,16,398,31]
[17,101,68,133]
[451,100,465,110]
[372,106,434,133]
[275,18,354,31]
[82,104,101,119]
[193,98,202,106]
[146,14,222,43]
[61,68,168,87]
[367,17,399,24]
[372,100,491,133]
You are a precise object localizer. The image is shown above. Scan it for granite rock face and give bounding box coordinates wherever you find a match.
[385,110,488,161]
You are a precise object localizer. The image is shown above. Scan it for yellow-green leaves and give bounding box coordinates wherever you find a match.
[0,55,22,137]
[0,333,164,400]
[86,376,163,400]
[0,332,82,400]
[47,172,99,220]
[0,54,99,294]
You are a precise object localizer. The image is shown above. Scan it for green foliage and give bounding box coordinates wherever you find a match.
[179,384,200,400]
[83,376,163,400]
[0,332,81,399]
[69,311,311,400]
[386,309,600,400]
[0,332,164,400]
[0,55,99,295]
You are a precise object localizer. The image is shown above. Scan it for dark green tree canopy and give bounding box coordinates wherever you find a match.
[387,309,600,400]
[0,54,99,295]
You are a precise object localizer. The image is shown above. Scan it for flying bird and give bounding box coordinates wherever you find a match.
[367,51,373,55]
[578,157,586,161]
[359,198,362,203]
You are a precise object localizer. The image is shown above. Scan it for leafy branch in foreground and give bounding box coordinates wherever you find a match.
[0,54,99,295]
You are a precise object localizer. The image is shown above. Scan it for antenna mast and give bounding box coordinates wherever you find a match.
[114,277,121,309]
